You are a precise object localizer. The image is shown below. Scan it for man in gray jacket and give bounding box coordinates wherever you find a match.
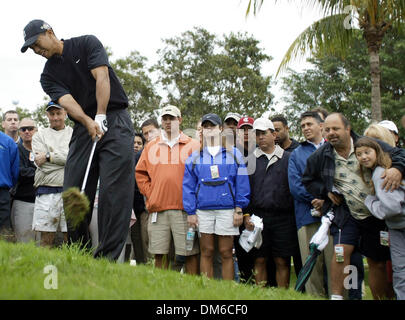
[32,102,72,247]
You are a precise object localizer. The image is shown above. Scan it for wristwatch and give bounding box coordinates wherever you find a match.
[46,152,50,162]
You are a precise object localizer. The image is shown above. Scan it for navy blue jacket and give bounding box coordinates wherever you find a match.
[133,148,145,216]
[246,147,294,215]
[183,147,250,215]
[288,141,321,230]
[0,132,19,189]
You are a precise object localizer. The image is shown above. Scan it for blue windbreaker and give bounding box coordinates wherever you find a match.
[183,147,250,215]
[288,141,321,230]
[0,132,19,188]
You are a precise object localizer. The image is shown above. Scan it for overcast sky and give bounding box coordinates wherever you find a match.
[0,0,323,115]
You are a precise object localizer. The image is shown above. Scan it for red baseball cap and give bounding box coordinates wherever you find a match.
[237,116,254,129]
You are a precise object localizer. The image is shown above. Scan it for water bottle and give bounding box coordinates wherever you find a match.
[186,227,195,251]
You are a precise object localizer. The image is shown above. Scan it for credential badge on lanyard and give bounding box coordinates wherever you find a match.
[210,165,219,179]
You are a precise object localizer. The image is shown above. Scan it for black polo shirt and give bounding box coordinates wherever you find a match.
[40,35,128,119]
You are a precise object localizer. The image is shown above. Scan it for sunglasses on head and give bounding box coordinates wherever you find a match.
[19,126,35,132]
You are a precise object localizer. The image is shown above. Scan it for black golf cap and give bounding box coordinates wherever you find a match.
[201,113,222,126]
[21,19,52,53]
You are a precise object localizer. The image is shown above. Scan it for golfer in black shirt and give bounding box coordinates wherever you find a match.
[21,19,135,260]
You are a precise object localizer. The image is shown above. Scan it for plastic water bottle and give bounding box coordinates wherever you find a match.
[186,227,195,251]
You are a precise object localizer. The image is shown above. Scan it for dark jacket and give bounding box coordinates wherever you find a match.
[133,148,145,216]
[302,131,405,229]
[285,138,300,153]
[14,144,36,203]
[246,146,294,216]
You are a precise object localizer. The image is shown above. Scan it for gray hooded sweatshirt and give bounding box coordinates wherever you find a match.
[364,166,405,230]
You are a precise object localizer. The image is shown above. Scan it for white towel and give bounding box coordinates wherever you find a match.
[239,215,263,252]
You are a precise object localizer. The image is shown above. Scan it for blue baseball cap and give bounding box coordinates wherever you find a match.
[201,113,222,126]
[46,101,63,112]
[21,19,52,53]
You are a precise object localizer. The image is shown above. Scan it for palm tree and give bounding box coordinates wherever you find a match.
[247,0,405,122]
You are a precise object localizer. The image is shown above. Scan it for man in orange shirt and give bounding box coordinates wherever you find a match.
[136,105,200,274]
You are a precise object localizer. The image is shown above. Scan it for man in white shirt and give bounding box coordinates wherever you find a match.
[32,102,73,247]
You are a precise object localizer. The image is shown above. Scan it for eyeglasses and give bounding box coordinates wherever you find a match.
[19,126,35,132]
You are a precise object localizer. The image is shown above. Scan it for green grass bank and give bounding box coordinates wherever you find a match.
[0,241,324,300]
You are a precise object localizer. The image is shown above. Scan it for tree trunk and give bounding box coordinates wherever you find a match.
[361,11,386,123]
[369,49,382,122]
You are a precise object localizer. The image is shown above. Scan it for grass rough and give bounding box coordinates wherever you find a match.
[62,187,90,228]
[0,241,326,300]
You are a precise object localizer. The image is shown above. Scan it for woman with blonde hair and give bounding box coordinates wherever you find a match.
[364,124,396,147]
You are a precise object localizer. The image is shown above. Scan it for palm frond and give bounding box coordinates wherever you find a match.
[276,13,356,77]
[384,0,405,29]
[245,0,264,16]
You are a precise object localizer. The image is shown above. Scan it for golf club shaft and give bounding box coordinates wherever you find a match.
[80,136,99,193]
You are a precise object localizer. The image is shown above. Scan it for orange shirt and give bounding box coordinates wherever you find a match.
[135,132,199,213]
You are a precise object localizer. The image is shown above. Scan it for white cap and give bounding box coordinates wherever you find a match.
[379,120,398,134]
[161,105,181,118]
[224,112,241,123]
[252,118,275,131]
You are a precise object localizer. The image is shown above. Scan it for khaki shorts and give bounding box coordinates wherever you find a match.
[147,210,199,256]
[32,193,67,232]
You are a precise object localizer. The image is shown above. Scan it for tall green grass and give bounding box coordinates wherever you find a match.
[0,241,324,300]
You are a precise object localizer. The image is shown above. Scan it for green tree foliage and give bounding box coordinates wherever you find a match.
[153,27,273,129]
[246,0,405,122]
[281,30,405,143]
[111,51,161,130]
[31,102,50,128]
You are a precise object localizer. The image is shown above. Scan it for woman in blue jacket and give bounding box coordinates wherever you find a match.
[183,113,250,280]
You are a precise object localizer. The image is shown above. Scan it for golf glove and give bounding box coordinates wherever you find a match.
[95,114,108,133]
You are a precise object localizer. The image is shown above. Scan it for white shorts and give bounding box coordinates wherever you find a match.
[32,193,67,232]
[196,209,239,236]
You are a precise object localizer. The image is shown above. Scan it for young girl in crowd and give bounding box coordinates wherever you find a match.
[355,137,405,300]
[182,113,250,280]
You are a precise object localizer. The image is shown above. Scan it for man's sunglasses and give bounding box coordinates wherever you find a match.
[19,126,35,132]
